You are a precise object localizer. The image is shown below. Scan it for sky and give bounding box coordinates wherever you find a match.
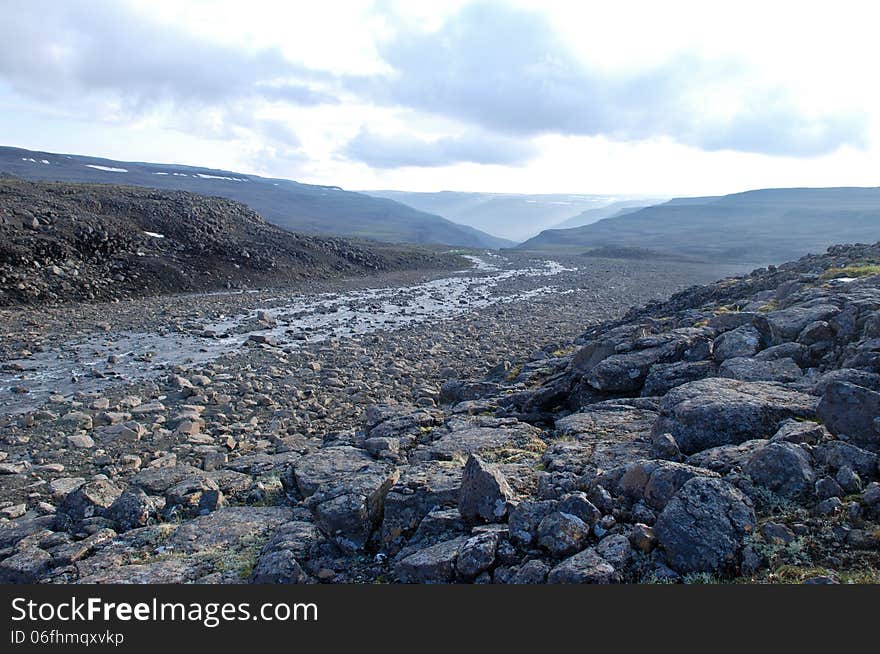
[0,0,878,196]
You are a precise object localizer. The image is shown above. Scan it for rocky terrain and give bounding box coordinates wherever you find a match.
[1,242,879,584]
[0,177,464,306]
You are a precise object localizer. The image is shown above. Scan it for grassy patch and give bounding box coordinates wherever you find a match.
[820,263,880,280]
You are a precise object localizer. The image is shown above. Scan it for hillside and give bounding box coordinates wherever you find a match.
[364,190,614,241]
[518,187,880,263]
[0,146,508,248]
[0,177,464,305]
[551,199,665,230]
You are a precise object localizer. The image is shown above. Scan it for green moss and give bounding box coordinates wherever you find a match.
[820,263,880,280]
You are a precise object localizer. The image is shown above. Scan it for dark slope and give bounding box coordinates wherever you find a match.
[0,178,464,306]
[517,187,880,264]
[0,146,508,248]
[551,199,665,230]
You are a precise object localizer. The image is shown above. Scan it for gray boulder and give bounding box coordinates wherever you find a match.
[655,477,756,574]
[713,325,762,361]
[537,511,591,557]
[744,442,816,496]
[547,548,617,584]
[458,455,515,523]
[816,382,880,451]
[394,536,468,583]
[652,378,816,454]
[719,357,803,383]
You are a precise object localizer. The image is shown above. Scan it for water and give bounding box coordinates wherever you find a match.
[0,255,574,413]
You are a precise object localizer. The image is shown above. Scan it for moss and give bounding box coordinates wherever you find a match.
[819,263,880,280]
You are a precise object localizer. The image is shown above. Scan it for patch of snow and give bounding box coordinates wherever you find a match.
[172,172,189,177]
[143,231,165,239]
[152,172,169,175]
[85,164,128,173]
[21,157,38,163]
[196,173,248,182]
[40,159,50,164]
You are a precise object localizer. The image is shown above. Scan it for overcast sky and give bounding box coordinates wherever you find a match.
[1,0,878,195]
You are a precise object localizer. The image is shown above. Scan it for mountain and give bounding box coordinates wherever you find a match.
[517,187,880,264]
[551,198,666,229]
[0,146,509,248]
[0,177,464,306]
[363,190,619,241]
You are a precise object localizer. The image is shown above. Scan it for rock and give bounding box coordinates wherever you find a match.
[815,477,844,501]
[744,442,815,496]
[251,549,308,584]
[48,477,85,501]
[0,548,53,583]
[762,304,840,345]
[760,522,797,545]
[586,332,710,393]
[58,477,123,523]
[455,532,498,578]
[164,477,225,518]
[129,465,208,495]
[394,536,468,583]
[547,548,617,584]
[94,421,145,442]
[655,477,756,574]
[556,492,601,527]
[537,511,591,557]
[770,419,830,445]
[107,487,159,531]
[652,378,816,454]
[59,410,93,430]
[816,382,880,450]
[719,357,803,383]
[836,466,863,494]
[615,459,719,510]
[813,441,878,477]
[380,461,462,549]
[642,360,714,397]
[685,440,765,474]
[458,454,515,523]
[629,523,658,552]
[168,507,293,555]
[67,433,95,448]
[651,433,683,461]
[293,446,399,551]
[508,500,557,547]
[595,533,633,568]
[713,325,762,361]
[510,559,550,584]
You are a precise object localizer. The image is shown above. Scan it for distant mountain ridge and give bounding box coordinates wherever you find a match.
[363,189,625,241]
[551,198,666,229]
[517,187,880,264]
[0,146,511,249]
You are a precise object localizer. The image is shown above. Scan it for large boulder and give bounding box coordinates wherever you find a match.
[761,304,841,345]
[718,357,803,383]
[58,477,123,524]
[651,378,817,454]
[642,360,715,397]
[816,382,880,451]
[380,461,462,549]
[292,447,399,551]
[585,331,710,393]
[614,460,719,510]
[458,455,516,523]
[713,325,762,361]
[744,442,816,496]
[655,477,756,574]
[394,536,469,583]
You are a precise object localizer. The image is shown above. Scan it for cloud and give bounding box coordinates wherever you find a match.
[359,2,869,157]
[342,128,538,168]
[0,0,333,110]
